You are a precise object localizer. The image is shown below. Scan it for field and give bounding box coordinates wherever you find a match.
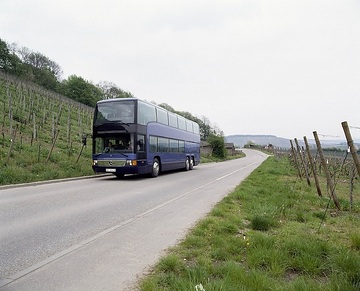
[0,71,95,185]
[139,155,360,290]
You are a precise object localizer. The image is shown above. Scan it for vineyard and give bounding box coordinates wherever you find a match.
[0,71,95,185]
[284,127,360,214]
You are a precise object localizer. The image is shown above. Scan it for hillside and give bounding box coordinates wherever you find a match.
[225,134,292,149]
[226,134,359,150]
[0,71,95,185]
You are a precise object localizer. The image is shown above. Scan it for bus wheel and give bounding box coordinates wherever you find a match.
[151,158,160,178]
[184,157,190,171]
[189,157,194,170]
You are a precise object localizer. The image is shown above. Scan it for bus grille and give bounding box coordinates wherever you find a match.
[97,160,126,167]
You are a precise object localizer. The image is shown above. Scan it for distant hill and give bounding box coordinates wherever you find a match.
[225,135,292,149]
[225,135,359,150]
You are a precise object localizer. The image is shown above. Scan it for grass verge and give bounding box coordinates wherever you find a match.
[139,155,360,290]
[200,152,246,164]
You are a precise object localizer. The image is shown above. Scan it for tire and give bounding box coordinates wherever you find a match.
[151,158,160,178]
[189,157,194,170]
[184,157,190,171]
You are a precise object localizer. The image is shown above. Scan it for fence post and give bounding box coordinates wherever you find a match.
[304,136,322,196]
[313,131,340,210]
[350,166,355,211]
[341,121,360,178]
[46,129,60,164]
[295,138,311,186]
[5,124,18,166]
[290,140,302,178]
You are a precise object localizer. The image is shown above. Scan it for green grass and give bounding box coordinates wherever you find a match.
[200,152,245,163]
[0,73,95,186]
[139,156,360,290]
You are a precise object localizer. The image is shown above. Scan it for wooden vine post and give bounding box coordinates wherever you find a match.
[76,134,88,163]
[342,121,360,178]
[304,136,322,197]
[6,124,18,166]
[295,138,311,186]
[290,139,302,179]
[46,129,60,164]
[8,90,13,137]
[313,131,340,210]
[350,167,355,211]
[67,105,71,146]
[32,113,36,146]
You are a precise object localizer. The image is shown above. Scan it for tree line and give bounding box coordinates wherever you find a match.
[0,37,227,156]
[0,38,133,107]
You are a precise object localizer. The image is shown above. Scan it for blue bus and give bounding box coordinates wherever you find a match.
[92,98,200,178]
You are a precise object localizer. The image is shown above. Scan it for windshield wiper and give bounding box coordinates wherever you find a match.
[96,120,129,126]
[114,120,129,126]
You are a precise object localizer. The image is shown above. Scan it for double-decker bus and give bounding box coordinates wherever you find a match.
[92,98,200,178]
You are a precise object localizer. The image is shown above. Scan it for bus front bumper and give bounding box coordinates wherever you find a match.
[92,159,149,175]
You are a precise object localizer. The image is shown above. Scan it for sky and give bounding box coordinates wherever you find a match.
[1,0,360,141]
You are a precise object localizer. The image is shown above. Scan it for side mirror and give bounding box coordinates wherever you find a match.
[82,134,87,146]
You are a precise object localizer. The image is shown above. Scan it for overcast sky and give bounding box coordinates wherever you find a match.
[1,0,360,140]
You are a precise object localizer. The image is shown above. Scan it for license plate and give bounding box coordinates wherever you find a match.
[106,168,116,173]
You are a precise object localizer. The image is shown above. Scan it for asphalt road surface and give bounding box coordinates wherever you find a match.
[0,149,268,290]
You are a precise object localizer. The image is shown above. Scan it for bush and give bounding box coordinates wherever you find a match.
[207,134,227,159]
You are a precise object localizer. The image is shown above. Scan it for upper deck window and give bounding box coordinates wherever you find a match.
[138,101,156,125]
[168,112,177,128]
[156,107,168,125]
[186,119,193,132]
[193,122,200,134]
[94,100,135,125]
[177,116,186,130]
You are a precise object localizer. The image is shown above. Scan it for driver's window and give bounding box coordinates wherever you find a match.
[137,135,145,152]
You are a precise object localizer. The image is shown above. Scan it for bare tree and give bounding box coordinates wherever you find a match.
[97,81,133,99]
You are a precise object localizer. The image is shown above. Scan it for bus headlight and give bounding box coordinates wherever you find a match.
[126,160,137,166]
[93,160,98,166]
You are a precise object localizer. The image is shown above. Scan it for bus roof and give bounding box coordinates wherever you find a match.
[96,98,138,104]
[97,98,170,114]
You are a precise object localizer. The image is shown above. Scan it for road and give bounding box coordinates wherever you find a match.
[0,149,268,290]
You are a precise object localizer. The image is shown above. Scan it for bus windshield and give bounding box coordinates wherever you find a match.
[94,100,135,125]
[94,133,135,155]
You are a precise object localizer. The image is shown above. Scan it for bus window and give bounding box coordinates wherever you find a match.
[129,134,135,151]
[138,101,156,125]
[94,134,135,154]
[177,116,186,130]
[94,137,105,154]
[156,108,168,125]
[186,119,193,132]
[158,137,169,152]
[168,112,177,128]
[169,139,179,153]
[137,135,145,152]
[150,136,158,152]
[179,140,185,153]
[193,122,200,134]
[94,100,135,125]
